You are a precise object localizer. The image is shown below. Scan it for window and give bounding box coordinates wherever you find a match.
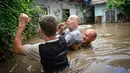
[40,6,50,15]
[62,9,70,21]
[105,10,115,22]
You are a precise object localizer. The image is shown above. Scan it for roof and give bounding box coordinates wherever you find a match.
[90,0,106,5]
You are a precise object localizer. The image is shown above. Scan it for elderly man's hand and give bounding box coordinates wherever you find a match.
[71,44,80,50]
[60,22,66,30]
[18,13,30,28]
[59,22,66,34]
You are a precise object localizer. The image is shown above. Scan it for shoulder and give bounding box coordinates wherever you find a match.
[64,28,69,33]
[23,43,41,56]
[24,43,42,49]
[24,43,42,54]
[73,28,81,34]
[71,29,81,36]
[59,35,67,42]
[23,43,44,61]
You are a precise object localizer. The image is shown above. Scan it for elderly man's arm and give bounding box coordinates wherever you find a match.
[65,33,81,50]
[71,44,80,50]
[59,22,66,34]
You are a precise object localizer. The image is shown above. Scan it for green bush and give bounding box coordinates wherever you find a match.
[0,0,43,60]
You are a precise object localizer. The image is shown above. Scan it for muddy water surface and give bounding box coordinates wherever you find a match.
[1,23,130,73]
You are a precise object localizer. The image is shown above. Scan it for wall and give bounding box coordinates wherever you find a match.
[94,3,105,16]
[34,0,83,22]
[90,0,106,5]
[94,3,118,23]
[94,3,105,23]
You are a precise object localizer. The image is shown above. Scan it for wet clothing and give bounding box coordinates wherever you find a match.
[24,35,69,73]
[62,28,82,48]
[39,36,69,73]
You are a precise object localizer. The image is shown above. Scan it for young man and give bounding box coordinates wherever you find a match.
[12,13,69,73]
[59,15,82,50]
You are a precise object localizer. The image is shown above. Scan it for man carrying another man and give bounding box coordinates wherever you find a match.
[13,13,97,73]
[59,15,97,50]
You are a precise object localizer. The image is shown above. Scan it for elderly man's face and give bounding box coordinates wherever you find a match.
[67,18,75,30]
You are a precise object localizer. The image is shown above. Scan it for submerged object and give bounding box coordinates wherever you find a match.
[78,25,93,30]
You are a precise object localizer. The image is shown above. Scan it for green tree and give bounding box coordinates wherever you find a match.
[0,0,43,60]
[106,0,130,21]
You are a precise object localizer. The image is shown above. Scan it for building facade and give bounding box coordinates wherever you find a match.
[35,0,84,22]
[90,0,118,23]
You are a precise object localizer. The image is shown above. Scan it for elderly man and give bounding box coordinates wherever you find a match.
[59,15,82,50]
[59,15,97,50]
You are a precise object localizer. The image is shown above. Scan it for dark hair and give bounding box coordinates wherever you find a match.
[39,15,58,37]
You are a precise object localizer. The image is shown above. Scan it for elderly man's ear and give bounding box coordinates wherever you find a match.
[91,37,96,42]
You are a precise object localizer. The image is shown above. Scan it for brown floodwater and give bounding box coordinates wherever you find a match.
[1,23,130,73]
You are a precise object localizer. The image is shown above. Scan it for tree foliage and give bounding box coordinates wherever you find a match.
[106,0,130,21]
[106,0,125,9]
[0,0,43,60]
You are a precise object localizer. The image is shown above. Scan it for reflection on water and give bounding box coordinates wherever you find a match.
[1,23,130,73]
[83,62,130,73]
[9,63,18,73]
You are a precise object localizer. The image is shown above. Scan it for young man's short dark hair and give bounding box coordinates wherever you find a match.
[39,15,58,37]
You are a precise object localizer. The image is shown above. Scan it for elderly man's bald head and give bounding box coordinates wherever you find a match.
[67,15,79,31]
[85,29,97,40]
[82,29,97,45]
[68,15,79,24]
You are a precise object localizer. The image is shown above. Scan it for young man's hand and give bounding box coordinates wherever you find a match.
[18,13,30,28]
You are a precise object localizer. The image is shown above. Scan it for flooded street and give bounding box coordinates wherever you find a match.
[1,23,130,73]
[69,23,130,73]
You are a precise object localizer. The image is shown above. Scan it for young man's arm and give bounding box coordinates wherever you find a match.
[12,13,30,55]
